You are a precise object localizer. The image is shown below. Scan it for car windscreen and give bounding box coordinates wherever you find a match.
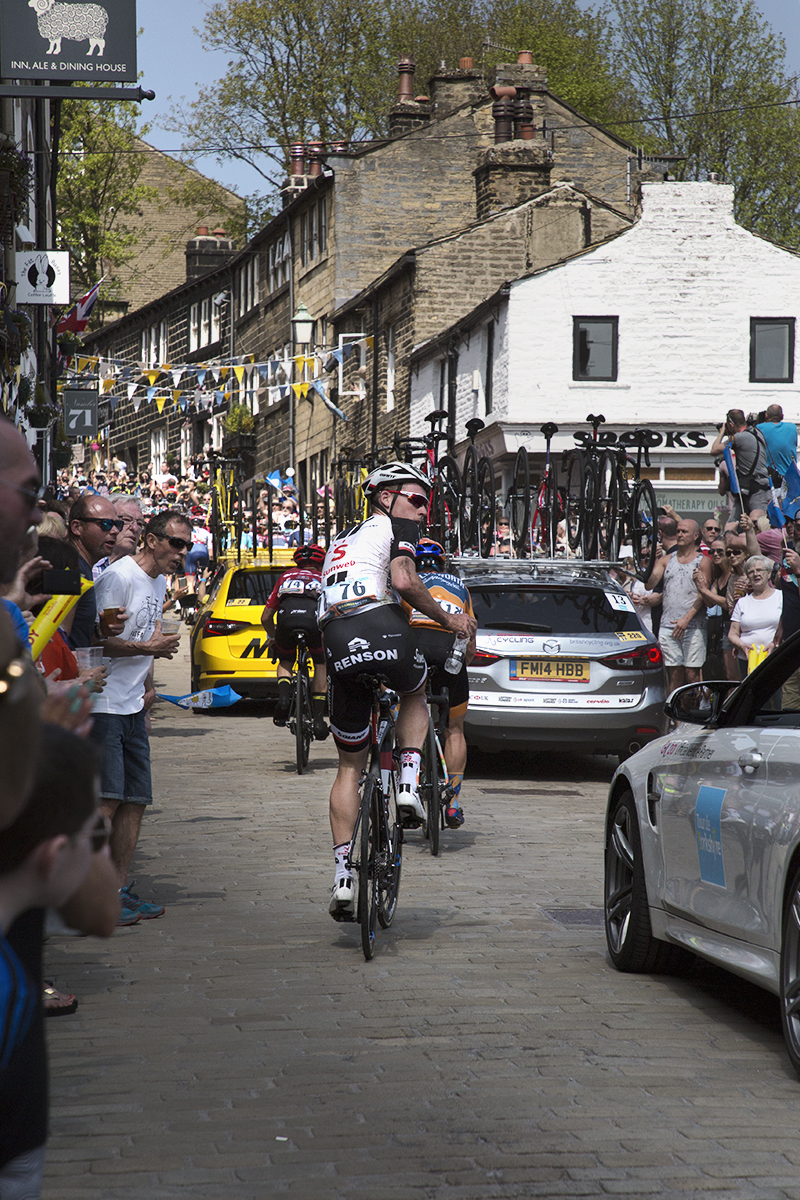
[470,586,645,635]
[227,570,282,606]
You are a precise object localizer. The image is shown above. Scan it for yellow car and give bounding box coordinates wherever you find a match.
[189,551,297,698]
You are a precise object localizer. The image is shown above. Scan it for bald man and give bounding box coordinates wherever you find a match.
[648,519,712,691]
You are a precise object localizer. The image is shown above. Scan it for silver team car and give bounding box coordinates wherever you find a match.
[603,634,800,1076]
[458,562,667,762]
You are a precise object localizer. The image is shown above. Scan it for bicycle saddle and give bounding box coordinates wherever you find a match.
[465,418,485,439]
[540,422,559,440]
[586,413,606,427]
[425,409,449,426]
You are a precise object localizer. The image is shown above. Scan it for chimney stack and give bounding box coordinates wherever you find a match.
[388,55,432,135]
[429,54,486,119]
[474,142,554,220]
[185,228,237,283]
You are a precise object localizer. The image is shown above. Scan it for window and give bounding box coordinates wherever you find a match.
[338,333,367,398]
[750,318,794,383]
[150,426,167,472]
[210,298,220,344]
[189,303,200,352]
[573,317,618,381]
[485,320,494,415]
[438,359,447,408]
[201,298,211,346]
[268,234,290,293]
[386,325,396,413]
[300,212,308,266]
[180,423,193,477]
[318,198,327,254]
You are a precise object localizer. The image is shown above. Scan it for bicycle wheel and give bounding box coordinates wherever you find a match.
[631,479,657,580]
[510,446,531,558]
[596,451,618,559]
[563,451,585,551]
[477,457,495,558]
[357,775,379,960]
[422,711,441,857]
[582,459,599,559]
[543,465,559,556]
[377,764,402,927]
[459,445,479,552]
[294,663,312,775]
[437,454,462,555]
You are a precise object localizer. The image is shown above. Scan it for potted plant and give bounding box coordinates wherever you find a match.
[51,420,73,468]
[222,403,256,450]
[26,379,59,428]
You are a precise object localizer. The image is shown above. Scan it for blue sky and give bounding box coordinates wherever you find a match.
[135,0,800,200]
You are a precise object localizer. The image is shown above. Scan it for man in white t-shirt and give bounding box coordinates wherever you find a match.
[91,509,189,923]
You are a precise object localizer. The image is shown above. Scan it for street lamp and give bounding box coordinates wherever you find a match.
[291,302,314,346]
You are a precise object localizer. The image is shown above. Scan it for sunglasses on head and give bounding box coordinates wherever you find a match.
[386,491,428,510]
[156,534,192,552]
[82,517,124,532]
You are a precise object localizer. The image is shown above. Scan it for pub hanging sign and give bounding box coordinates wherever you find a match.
[0,0,137,82]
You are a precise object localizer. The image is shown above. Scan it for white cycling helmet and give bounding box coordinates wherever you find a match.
[362,461,430,499]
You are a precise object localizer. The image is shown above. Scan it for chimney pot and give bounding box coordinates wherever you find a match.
[458,56,474,69]
[307,141,325,176]
[290,142,306,176]
[330,140,349,154]
[196,225,209,236]
[489,84,516,101]
[414,95,429,103]
[518,50,533,65]
[212,228,225,237]
[398,56,415,101]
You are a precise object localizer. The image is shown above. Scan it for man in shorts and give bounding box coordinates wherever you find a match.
[647,518,712,692]
[319,462,476,920]
[403,539,475,829]
[92,509,186,922]
[261,543,328,740]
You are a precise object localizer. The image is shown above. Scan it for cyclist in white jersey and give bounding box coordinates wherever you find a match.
[319,461,476,920]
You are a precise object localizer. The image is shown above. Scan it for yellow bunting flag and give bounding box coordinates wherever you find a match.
[219,367,230,381]
[173,390,182,405]
[146,371,160,385]
[365,337,374,350]
[156,395,167,413]
[103,379,115,393]
[234,365,245,384]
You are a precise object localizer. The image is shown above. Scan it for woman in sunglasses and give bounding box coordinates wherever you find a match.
[692,538,735,680]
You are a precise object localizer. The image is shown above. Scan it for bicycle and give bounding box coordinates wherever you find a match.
[395,409,462,558]
[286,631,315,774]
[420,680,451,857]
[562,414,617,560]
[347,674,403,960]
[460,418,495,557]
[508,422,560,558]
[611,428,659,579]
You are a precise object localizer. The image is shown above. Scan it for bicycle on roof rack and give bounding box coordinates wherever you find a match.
[562,414,617,560]
[508,422,561,559]
[460,418,495,558]
[609,428,659,580]
[395,409,462,559]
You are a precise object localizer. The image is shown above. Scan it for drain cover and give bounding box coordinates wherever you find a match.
[543,908,605,927]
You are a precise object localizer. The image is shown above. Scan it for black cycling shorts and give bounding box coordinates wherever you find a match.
[413,626,469,716]
[273,598,323,662]
[322,605,428,752]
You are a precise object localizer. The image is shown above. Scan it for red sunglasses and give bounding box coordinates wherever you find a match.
[385,491,428,510]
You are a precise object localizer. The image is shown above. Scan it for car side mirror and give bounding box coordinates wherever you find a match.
[664,680,737,726]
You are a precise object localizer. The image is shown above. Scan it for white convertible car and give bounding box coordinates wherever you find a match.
[603,634,800,1075]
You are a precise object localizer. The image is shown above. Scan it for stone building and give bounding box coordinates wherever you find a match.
[409,181,800,520]
[83,53,669,493]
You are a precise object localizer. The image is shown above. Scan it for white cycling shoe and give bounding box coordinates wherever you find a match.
[397,783,425,823]
[329,875,355,922]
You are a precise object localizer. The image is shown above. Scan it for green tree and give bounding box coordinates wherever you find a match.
[610,0,800,245]
[55,95,159,313]
[168,0,638,207]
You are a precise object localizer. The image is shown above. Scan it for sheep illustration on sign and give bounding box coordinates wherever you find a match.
[27,0,109,56]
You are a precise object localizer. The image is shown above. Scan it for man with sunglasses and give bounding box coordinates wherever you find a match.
[90,509,188,923]
[319,461,476,921]
[67,494,125,648]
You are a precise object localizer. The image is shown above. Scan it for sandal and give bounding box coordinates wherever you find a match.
[43,982,78,1017]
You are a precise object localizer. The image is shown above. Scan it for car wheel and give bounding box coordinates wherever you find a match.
[780,865,800,1077]
[604,790,677,973]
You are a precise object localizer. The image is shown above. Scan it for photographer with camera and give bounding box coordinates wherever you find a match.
[710,409,771,519]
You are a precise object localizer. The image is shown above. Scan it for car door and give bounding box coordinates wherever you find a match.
[654,669,789,945]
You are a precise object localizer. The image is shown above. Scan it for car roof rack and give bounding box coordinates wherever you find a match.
[451,556,628,586]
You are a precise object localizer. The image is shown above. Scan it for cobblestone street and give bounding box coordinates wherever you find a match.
[41,647,800,1199]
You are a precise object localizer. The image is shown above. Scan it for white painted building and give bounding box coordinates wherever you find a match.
[410,181,800,516]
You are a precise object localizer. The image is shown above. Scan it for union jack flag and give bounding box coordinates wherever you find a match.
[56,280,102,336]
